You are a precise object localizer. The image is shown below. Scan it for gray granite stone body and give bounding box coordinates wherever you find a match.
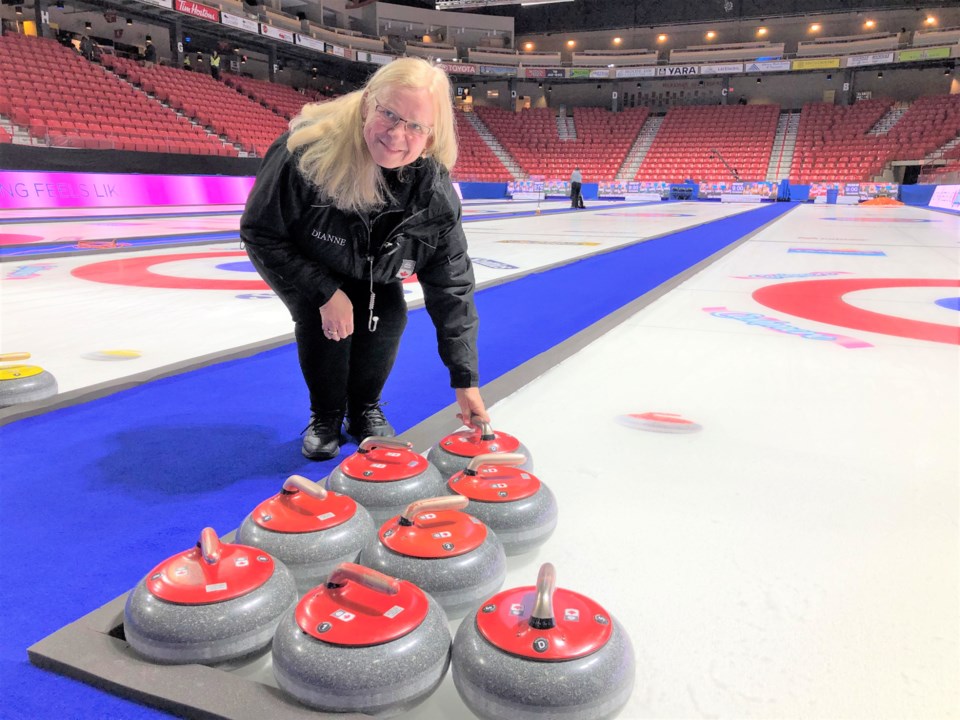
[451,614,636,720]
[359,533,506,618]
[427,441,534,480]
[325,462,447,525]
[446,484,558,556]
[236,505,376,595]
[272,593,451,717]
[0,369,57,406]
[123,560,297,665]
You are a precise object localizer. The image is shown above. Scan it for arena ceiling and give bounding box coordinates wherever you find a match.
[384,0,950,34]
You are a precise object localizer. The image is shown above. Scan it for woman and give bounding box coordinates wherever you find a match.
[241,57,488,460]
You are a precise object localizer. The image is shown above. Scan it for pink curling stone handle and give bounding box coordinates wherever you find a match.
[282,474,328,499]
[326,562,400,596]
[464,452,528,475]
[358,436,413,453]
[199,527,222,565]
[401,495,469,524]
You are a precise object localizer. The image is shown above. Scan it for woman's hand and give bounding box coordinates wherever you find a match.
[320,289,354,341]
[455,387,489,429]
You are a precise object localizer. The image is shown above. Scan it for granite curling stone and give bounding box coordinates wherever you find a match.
[452,562,636,720]
[447,452,558,556]
[237,474,375,595]
[272,562,451,717]
[360,495,506,619]
[325,437,447,525]
[123,527,297,664]
[427,419,534,480]
[0,352,58,407]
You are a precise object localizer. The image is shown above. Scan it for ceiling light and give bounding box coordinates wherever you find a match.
[613,37,621,45]
[706,31,716,40]
[864,19,875,29]
[566,39,575,47]
[757,27,767,36]
[657,34,667,43]
[809,23,821,32]
[925,16,937,26]
[523,42,534,51]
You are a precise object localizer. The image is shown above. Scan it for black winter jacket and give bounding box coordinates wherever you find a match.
[240,133,479,388]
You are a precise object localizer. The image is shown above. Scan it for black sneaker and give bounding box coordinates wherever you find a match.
[302,410,344,460]
[346,402,395,441]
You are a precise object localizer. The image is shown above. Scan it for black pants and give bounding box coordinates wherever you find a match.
[570,181,584,208]
[248,253,408,414]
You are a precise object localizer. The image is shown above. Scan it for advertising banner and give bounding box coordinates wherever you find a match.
[545,68,567,79]
[440,62,478,74]
[792,57,841,70]
[137,0,173,9]
[655,65,700,76]
[746,60,791,72]
[700,63,744,75]
[845,51,895,67]
[296,34,324,52]
[0,171,255,210]
[175,0,219,22]
[221,11,259,34]
[175,0,220,22]
[928,184,960,211]
[809,182,898,199]
[362,51,392,65]
[260,24,295,43]
[327,43,346,57]
[698,180,777,199]
[898,46,950,61]
[522,67,547,78]
[479,65,517,76]
[568,68,591,79]
[615,66,657,78]
[588,68,610,78]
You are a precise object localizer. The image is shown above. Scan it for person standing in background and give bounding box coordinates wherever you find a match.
[570,166,585,209]
[210,49,221,80]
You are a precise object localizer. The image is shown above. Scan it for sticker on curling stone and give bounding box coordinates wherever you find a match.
[205,583,228,592]
[82,349,142,361]
[617,412,702,433]
[383,606,405,618]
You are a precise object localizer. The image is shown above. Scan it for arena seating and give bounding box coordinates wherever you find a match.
[0,126,11,144]
[451,109,511,182]
[0,34,229,154]
[109,56,288,155]
[790,95,960,182]
[474,105,649,180]
[634,104,779,182]
[223,74,328,120]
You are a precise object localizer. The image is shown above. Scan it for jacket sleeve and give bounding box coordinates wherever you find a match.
[417,182,480,389]
[240,135,342,309]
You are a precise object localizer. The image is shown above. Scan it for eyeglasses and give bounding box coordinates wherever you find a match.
[373,103,433,138]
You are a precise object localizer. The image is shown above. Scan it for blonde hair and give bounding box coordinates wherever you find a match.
[287,57,457,214]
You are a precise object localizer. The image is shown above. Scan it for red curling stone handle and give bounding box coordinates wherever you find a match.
[358,436,413,452]
[401,495,469,523]
[326,562,400,596]
[199,527,222,565]
[282,474,328,499]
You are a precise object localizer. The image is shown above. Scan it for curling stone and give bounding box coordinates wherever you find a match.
[272,562,451,717]
[452,562,636,720]
[360,496,506,619]
[325,437,446,525]
[123,527,297,665]
[447,453,558,556]
[427,419,534,480]
[0,352,58,407]
[237,475,375,595]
